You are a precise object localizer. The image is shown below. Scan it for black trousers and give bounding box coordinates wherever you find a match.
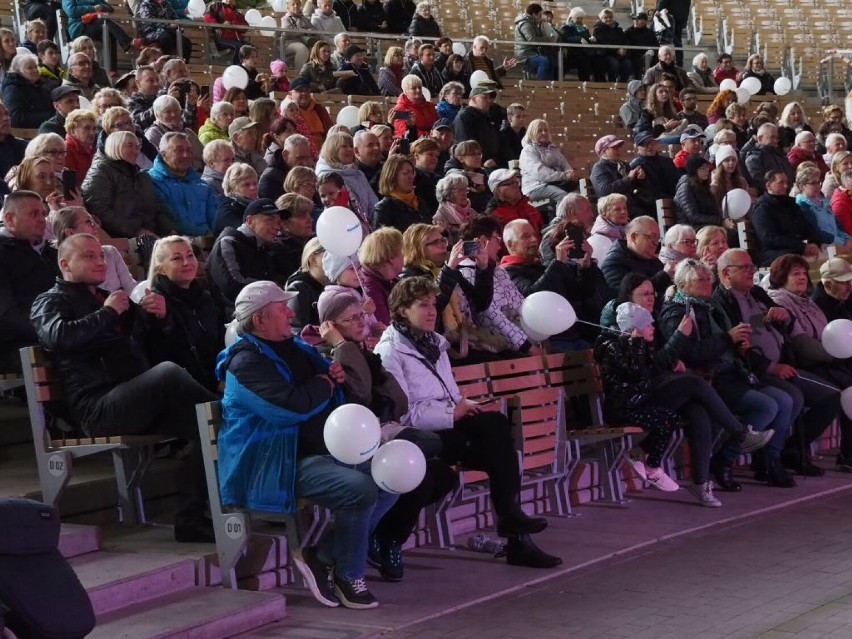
[86,362,218,522]
[24,1,59,39]
[150,30,192,62]
[81,18,132,71]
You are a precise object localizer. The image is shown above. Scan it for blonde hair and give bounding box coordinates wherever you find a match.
[359,226,403,267]
[401,75,423,92]
[378,154,414,196]
[384,46,403,66]
[104,130,136,161]
[64,108,97,135]
[299,237,325,271]
[402,223,443,267]
[148,235,194,286]
[284,165,316,193]
[319,131,354,167]
[358,101,383,124]
[523,118,549,144]
[222,163,258,196]
[24,132,64,159]
[102,106,133,132]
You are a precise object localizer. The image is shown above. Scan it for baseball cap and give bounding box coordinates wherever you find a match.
[432,118,453,131]
[679,124,704,143]
[289,76,311,91]
[234,281,296,321]
[243,198,288,221]
[228,116,260,138]
[595,134,625,156]
[634,131,656,146]
[630,11,648,20]
[487,168,519,192]
[470,80,498,97]
[820,257,852,282]
[343,44,367,60]
[51,85,81,102]
[114,71,136,91]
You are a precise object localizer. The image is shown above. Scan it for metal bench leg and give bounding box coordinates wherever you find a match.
[660,426,686,480]
[598,436,630,504]
[36,449,71,509]
[112,447,154,525]
[213,511,249,590]
[559,438,581,516]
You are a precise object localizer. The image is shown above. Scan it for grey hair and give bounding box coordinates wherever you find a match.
[153,94,180,119]
[162,58,186,79]
[692,52,708,67]
[658,45,675,57]
[794,130,815,147]
[401,74,423,91]
[283,133,309,152]
[104,130,136,161]
[567,7,584,19]
[352,129,377,147]
[416,1,431,11]
[674,257,713,289]
[757,122,778,138]
[24,133,64,159]
[210,101,235,120]
[10,53,38,74]
[502,218,532,245]
[715,248,749,274]
[472,35,490,47]
[236,313,257,335]
[841,169,852,187]
[625,215,657,236]
[713,129,736,144]
[438,81,464,101]
[202,139,233,164]
[597,192,627,215]
[826,133,847,151]
[556,192,586,219]
[435,173,468,202]
[159,131,189,153]
[222,162,258,196]
[664,223,696,247]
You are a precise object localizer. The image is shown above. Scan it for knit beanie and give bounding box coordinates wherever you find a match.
[322,252,360,283]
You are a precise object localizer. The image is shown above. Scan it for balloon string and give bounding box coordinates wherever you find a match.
[574,319,629,335]
[794,375,841,392]
[351,256,366,292]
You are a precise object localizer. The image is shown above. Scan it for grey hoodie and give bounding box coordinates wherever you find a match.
[619,80,644,129]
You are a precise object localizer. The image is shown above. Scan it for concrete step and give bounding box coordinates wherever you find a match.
[59,523,102,558]
[72,551,197,617]
[88,587,287,639]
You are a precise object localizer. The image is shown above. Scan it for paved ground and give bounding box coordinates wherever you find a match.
[236,465,852,639]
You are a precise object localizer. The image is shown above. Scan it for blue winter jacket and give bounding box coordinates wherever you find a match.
[148,156,218,235]
[215,333,344,513]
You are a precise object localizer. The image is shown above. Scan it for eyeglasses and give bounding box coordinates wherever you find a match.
[463,152,483,157]
[727,263,756,272]
[337,312,368,324]
[677,239,698,246]
[72,60,92,67]
[499,180,520,188]
[44,148,66,156]
[426,237,448,246]
[639,233,661,242]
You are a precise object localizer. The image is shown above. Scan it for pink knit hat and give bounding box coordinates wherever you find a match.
[270,59,287,75]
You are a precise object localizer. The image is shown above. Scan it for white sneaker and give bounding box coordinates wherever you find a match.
[626,450,648,481]
[687,481,722,508]
[646,467,680,492]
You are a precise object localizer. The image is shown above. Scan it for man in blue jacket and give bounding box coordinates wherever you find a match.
[149,131,218,235]
[216,281,397,610]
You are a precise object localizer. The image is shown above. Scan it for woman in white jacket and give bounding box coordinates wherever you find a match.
[519,118,578,207]
[374,276,562,569]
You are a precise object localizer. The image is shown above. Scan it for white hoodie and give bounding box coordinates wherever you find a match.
[310,9,345,44]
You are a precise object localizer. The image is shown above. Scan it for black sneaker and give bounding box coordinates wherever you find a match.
[292,547,339,608]
[379,540,404,582]
[333,573,379,609]
[837,453,852,473]
[366,535,382,570]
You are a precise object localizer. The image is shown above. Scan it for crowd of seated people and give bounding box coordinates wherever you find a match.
[2,0,852,615]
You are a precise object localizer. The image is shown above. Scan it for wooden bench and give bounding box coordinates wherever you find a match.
[656,198,676,236]
[196,400,328,589]
[20,345,166,524]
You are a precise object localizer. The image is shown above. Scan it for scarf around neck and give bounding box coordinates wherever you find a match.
[390,190,419,211]
[394,320,441,365]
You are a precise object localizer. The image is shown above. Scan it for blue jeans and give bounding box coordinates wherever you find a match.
[297,455,398,581]
[526,54,554,81]
[728,385,795,459]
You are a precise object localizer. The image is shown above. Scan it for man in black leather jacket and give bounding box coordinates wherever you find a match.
[30,234,218,543]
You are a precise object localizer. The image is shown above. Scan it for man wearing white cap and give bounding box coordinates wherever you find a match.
[216,281,396,610]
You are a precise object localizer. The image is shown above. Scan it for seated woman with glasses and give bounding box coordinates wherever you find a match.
[795,164,852,253]
[444,140,491,214]
[372,155,432,233]
[658,224,698,273]
[96,106,158,170]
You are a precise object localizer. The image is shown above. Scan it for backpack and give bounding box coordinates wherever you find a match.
[0,499,95,639]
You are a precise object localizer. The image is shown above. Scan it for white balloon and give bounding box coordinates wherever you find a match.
[421,86,431,101]
[187,0,205,18]
[316,206,363,257]
[245,8,262,25]
[77,95,92,110]
[470,70,488,90]
[722,188,751,220]
[842,387,852,419]
[324,404,382,465]
[130,281,148,304]
[735,87,751,104]
[370,440,427,494]
[259,15,277,36]
[224,321,239,347]
[822,319,852,359]
[222,64,249,90]
[520,317,549,343]
[452,42,466,56]
[587,233,613,262]
[336,105,359,128]
[271,0,286,11]
[740,76,762,95]
[521,291,577,337]
[774,77,792,95]
[719,78,737,92]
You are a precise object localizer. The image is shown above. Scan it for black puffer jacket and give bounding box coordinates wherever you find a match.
[207,226,277,316]
[257,151,290,202]
[600,239,671,304]
[213,195,252,236]
[454,105,500,165]
[1,72,53,128]
[408,13,441,37]
[30,279,149,427]
[142,274,225,392]
[0,235,59,357]
[673,175,722,229]
[285,269,324,336]
[752,192,830,265]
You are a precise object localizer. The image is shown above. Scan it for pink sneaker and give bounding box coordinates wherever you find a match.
[626,450,647,481]
[646,467,680,492]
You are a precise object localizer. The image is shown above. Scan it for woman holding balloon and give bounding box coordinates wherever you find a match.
[316,286,458,582]
[375,276,562,569]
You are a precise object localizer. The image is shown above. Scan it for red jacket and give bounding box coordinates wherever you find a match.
[393,93,438,138]
[489,196,544,236]
[787,146,829,178]
[831,187,852,236]
[203,2,249,42]
[64,134,94,187]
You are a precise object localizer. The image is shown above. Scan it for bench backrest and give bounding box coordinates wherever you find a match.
[541,350,605,430]
[656,198,676,236]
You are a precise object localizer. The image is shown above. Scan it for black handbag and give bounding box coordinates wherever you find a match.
[0,499,95,639]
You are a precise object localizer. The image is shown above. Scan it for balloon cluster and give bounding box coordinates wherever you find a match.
[324,405,427,493]
[822,319,852,419]
[520,291,578,343]
[719,75,792,101]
